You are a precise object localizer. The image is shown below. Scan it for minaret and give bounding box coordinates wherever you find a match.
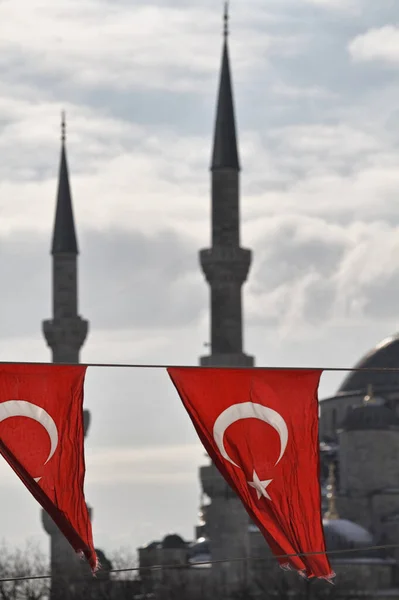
[200,2,253,368]
[42,113,88,363]
[42,115,91,598]
[199,6,254,595]
[324,463,339,521]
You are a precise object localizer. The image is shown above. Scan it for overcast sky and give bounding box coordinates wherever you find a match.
[1,0,399,564]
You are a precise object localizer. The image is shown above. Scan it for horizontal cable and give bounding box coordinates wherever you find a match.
[1,542,398,583]
[0,360,399,373]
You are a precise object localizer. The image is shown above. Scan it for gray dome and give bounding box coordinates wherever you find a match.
[143,541,160,550]
[189,538,210,556]
[162,534,186,549]
[340,404,399,431]
[188,538,211,566]
[338,334,399,394]
[323,519,379,559]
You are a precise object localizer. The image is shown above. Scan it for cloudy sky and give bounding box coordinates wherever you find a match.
[1,0,399,564]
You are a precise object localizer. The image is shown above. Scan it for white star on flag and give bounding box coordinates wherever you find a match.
[248,470,272,500]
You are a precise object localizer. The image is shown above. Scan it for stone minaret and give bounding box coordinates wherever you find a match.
[42,115,91,599]
[42,114,88,363]
[200,4,253,370]
[199,6,254,596]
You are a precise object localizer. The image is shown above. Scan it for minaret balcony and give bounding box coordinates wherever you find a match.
[42,316,88,351]
[200,246,251,284]
[200,463,237,499]
[42,505,92,536]
[200,353,254,367]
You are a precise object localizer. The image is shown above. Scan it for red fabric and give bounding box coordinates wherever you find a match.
[168,367,333,580]
[0,364,97,571]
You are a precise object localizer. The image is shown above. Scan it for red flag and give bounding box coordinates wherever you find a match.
[0,364,97,571]
[167,367,333,581]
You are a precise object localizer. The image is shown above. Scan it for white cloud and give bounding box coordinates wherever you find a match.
[241,118,399,228]
[247,215,399,338]
[85,443,204,484]
[0,0,281,93]
[349,26,399,65]
[271,82,336,99]
[304,0,359,12]
[0,97,210,236]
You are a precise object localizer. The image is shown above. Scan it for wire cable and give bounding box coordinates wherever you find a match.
[1,360,399,372]
[1,542,398,583]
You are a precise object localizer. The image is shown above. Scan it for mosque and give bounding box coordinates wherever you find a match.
[137,8,399,599]
[39,5,399,600]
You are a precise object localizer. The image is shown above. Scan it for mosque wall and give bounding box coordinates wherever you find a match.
[338,430,399,493]
[320,390,399,441]
[336,496,373,531]
[372,493,399,526]
[319,395,362,440]
[380,519,399,565]
[319,561,394,592]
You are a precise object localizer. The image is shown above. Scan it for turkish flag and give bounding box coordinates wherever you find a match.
[0,364,97,571]
[168,367,333,580]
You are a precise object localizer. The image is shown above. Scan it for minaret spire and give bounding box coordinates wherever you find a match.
[61,110,66,143]
[211,2,239,171]
[51,112,78,255]
[42,116,88,364]
[200,5,252,366]
[223,1,229,39]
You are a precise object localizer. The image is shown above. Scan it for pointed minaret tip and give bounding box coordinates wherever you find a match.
[61,110,66,144]
[223,1,229,39]
[51,113,78,255]
[211,0,240,171]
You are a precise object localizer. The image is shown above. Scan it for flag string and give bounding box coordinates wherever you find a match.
[1,360,399,372]
[1,542,398,583]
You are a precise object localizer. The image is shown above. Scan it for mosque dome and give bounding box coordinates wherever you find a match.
[161,534,187,550]
[247,519,378,560]
[340,403,399,431]
[322,519,380,559]
[338,334,399,394]
[188,537,211,567]
[143,541,161,550]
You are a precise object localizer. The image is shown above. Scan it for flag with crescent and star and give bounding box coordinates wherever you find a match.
[167,367,333,581]
[0,364,97,572]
